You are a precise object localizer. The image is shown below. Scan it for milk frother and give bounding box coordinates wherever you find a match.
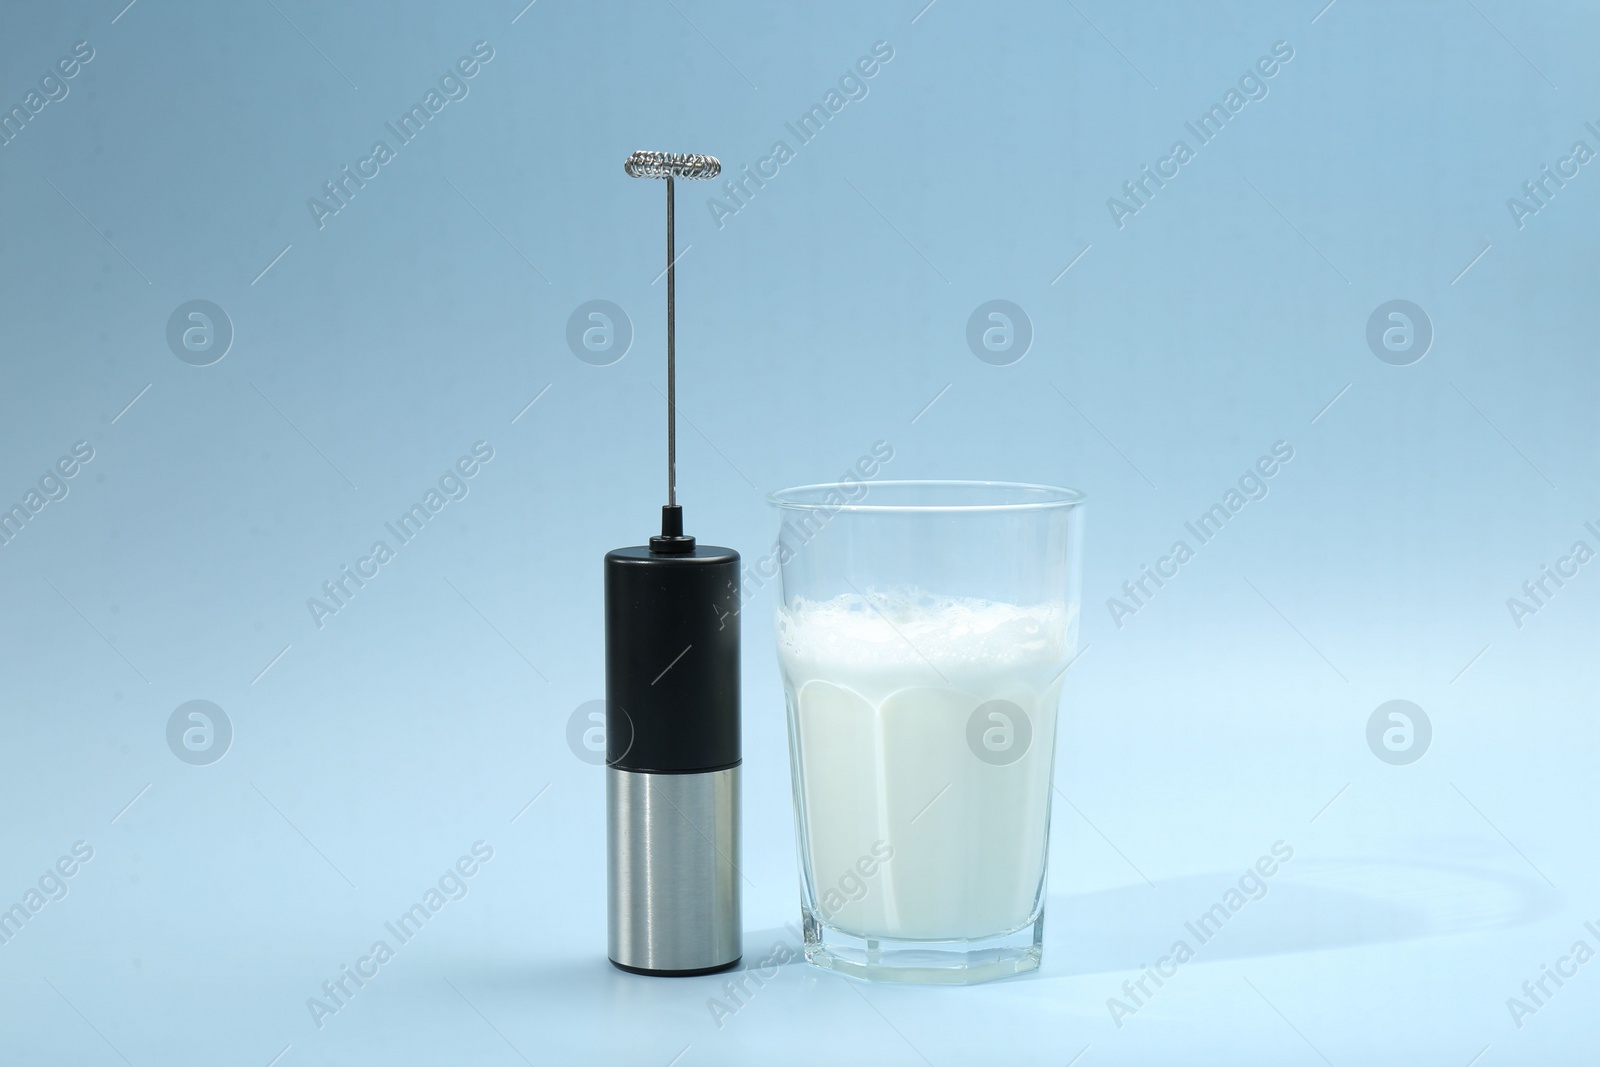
[605,150,742,976]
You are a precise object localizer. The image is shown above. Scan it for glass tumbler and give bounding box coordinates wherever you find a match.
[768,480,1084,984]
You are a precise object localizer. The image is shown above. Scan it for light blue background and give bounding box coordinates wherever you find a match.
[1,0,1596,1063]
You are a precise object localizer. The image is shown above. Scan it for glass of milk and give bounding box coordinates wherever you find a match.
[768,480,1083,983]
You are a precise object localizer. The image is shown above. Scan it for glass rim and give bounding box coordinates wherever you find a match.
[766,479,1085,514]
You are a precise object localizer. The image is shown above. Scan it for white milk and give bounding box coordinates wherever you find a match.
[777,592,1073,941]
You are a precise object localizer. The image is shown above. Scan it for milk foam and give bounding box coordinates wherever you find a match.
[777,592,1074,704]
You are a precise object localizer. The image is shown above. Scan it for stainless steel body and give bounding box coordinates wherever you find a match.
[607,765,741,973]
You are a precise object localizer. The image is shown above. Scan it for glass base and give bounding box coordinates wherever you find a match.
[801,910,1043,985]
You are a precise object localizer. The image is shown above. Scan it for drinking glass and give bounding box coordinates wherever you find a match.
[768,480,1084,983]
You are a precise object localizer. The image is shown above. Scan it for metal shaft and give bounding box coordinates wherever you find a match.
[665,176,676,508]
[624,151,718,516]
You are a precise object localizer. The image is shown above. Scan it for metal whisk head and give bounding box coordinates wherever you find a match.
[625,151,721,181]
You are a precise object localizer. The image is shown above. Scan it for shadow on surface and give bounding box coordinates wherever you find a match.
[1047,855,1561,977]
